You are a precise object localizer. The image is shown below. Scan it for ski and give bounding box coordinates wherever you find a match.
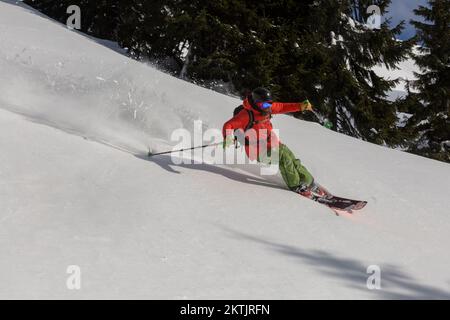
[295,184,367,214]
[316,195,367,213]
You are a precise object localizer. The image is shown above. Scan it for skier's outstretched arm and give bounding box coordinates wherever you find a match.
[271,100,313,114]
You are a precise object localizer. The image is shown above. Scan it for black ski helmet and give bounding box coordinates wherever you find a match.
[251,87,272,103]
[250,87,273,115]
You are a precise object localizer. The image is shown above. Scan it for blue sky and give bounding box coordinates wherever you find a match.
[385,0,429,39]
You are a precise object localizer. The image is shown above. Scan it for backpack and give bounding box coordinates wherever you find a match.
[233,105,255,132]
[232,105,272,146]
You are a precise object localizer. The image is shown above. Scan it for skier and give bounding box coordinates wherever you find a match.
[222,87,327,198]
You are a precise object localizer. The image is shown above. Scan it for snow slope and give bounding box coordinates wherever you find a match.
[0,1,449,299]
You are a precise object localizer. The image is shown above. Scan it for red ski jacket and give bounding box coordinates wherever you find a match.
[223,98,304,160]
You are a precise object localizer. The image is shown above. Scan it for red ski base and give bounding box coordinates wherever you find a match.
[296,188,367,214]
[318,196,367,214]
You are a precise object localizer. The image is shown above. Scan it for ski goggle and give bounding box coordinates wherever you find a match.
[255,100,273,109]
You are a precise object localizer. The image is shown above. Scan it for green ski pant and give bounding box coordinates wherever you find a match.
[258,143,313,190]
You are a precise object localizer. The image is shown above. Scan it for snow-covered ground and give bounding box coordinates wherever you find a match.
[0,1,449,299]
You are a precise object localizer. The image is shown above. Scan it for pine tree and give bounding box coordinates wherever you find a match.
[409,0,450,162]
[292,0,414,144]
[24,0,418,156]
[24,0,119,40]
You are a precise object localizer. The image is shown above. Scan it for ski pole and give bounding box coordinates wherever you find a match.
[311,110,325,124]
[311,110,333,129]
[303,97,333,129]
[148,142,222,157]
